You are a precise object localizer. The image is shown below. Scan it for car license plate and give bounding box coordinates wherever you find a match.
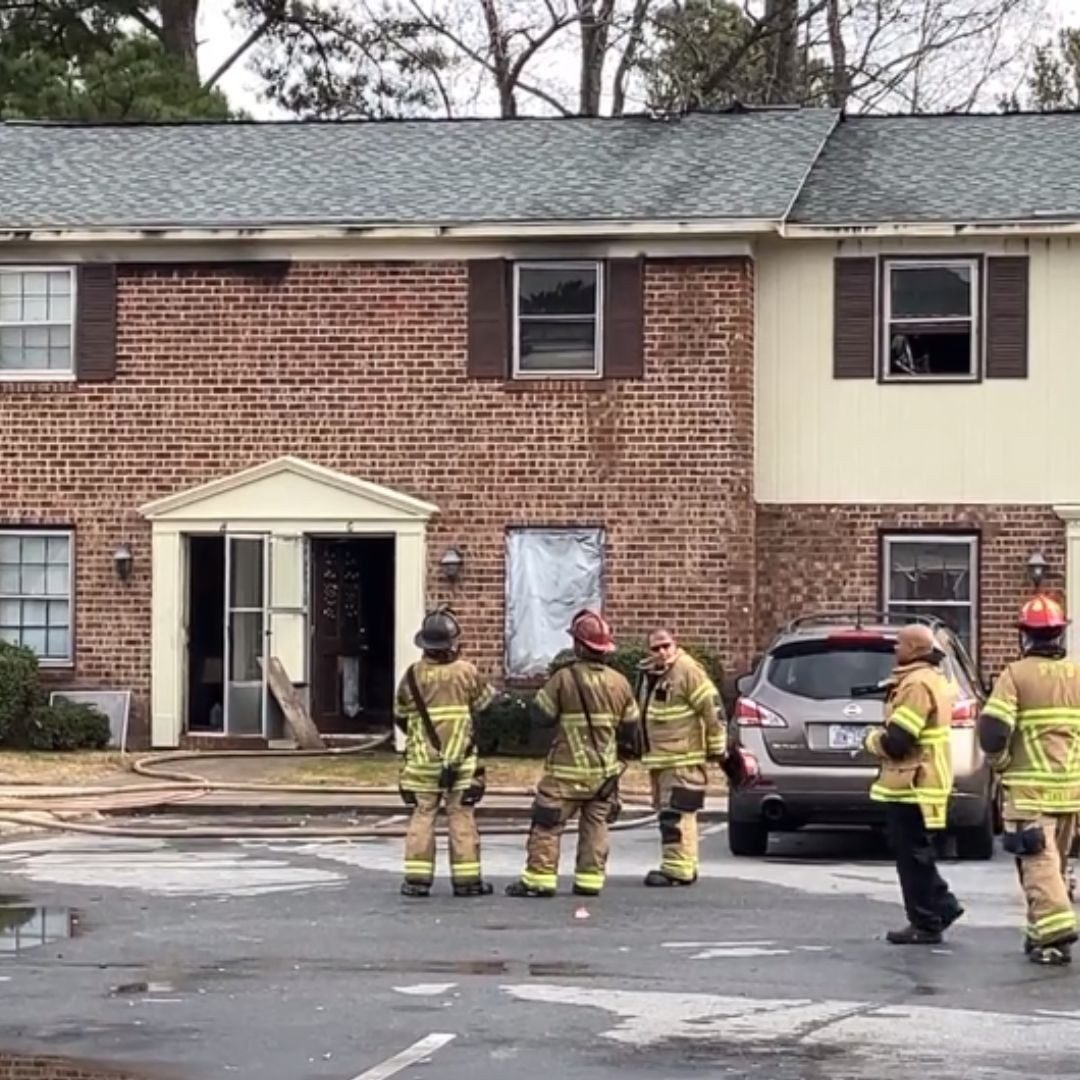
[828,724,871,750]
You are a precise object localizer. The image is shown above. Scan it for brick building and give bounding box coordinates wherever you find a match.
[1,109,1077,747]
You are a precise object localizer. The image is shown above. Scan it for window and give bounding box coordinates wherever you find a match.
[882,534,978,652]
[505,527,604,676]
[883,259,977,381]
[0,531,73,663]
[0,268,75,377]
[513,262,602,378]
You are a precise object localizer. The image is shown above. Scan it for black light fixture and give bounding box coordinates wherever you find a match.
[1027,551,1049,588]
[113,542,133,582]
[439,547,464,583]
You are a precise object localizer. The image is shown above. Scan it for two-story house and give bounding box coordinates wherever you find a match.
[0,109,1075,749]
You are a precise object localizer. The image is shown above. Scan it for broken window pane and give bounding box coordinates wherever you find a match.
[505,528,604,677]
[884,536,977,652]
[890,265,972,319]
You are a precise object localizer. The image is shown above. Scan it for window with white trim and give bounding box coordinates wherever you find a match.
[882,534,978,652]
[505,527,604,676]
[513,262,602,378]
[0,268,75,376]
[884,259,977,381]
[0,531,73,663]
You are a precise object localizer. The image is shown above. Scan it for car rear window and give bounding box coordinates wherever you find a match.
[766,643,899,701]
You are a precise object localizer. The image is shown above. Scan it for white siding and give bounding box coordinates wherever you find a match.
[755,235,1080,504]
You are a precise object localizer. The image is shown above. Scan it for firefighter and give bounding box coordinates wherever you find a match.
[505,609,642,898]
[395,606,497,899]
[636,628,727,887]
[979,595,1080,966]
[862,623,964,944]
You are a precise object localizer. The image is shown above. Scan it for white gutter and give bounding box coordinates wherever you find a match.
[0,218,778,244]
[781,218,1080,239]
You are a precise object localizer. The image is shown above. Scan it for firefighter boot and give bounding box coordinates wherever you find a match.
[505,881,556,898]
[453,880,494,898]
[644,870,698,887]
[400,881,431,898]
[1029,941,1073,966]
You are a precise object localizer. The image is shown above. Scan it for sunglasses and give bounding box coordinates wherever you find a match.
[649,642,675,652]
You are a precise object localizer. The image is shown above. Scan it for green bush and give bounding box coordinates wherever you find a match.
[15,699,111,752]
[476,690,552,757]
[0,641,40,745]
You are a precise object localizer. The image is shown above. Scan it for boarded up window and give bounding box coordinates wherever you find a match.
[505,527,604,677]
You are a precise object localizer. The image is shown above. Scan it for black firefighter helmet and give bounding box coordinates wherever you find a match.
[414,606,462,653]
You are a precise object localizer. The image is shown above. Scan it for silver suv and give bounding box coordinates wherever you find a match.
[728,612,1000,860]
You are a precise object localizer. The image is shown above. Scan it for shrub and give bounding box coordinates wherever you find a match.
[476,690,552,757]
[0,641,40,745]
[14,699,111,752]
[549,641,725,689]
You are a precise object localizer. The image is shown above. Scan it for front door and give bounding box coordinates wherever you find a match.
[310,537,395,734]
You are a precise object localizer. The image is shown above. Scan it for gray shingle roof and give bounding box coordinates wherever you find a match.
[791,113,1080,224]
[0,108,838,230]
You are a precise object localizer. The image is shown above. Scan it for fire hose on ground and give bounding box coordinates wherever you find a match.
[0,735,668,840]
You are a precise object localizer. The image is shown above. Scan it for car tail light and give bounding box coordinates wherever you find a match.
[951,698,978,728]
[735,698,787,728]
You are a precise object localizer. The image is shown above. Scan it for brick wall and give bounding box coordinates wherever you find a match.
[755,504,1067,678]
[0,1054,146,1080]
[0,258,756,742]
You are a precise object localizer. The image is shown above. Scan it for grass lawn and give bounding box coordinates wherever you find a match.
[286,753,728,795]
[0,749,727,796]
[0,751,130,784]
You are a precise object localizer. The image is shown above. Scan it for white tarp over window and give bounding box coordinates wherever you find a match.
[505,527,604,677]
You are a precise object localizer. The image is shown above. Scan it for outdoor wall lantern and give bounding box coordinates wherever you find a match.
[439,547,465,583]
[113,543,134,582]
[1027,551,1049,588]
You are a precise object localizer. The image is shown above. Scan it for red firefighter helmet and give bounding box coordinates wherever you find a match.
[1018,594,1067,632]
[569,609,616,654]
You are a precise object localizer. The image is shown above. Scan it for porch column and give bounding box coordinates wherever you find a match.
[150,528,184,748]
[1054,505,1080,656]
[393,528,428,751]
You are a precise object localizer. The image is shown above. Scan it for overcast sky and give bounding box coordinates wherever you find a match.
[197,0,1080,120]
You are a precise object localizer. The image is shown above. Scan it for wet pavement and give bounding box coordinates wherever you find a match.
[0,822,1076,1080]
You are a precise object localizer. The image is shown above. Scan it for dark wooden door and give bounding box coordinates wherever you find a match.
[310,540,370,733]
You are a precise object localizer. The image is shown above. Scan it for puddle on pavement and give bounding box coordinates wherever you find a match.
[0,905,79,956]
[360,958,596,977]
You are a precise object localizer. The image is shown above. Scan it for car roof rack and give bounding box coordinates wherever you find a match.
[782,609,948,634]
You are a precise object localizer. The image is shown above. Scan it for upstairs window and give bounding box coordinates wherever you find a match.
[884,259,977,381]
[513,262,602,378]
[0,268,75,378]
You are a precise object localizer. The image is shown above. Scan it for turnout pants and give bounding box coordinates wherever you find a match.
[1008,813,1078,946]
[521,782,616,894]
[650,765,707,882]
[403,791,482,887]
[886,803,962,933]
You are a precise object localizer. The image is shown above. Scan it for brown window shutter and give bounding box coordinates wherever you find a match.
[604,257,645,379]
[75,264,118,381]
[467,259,509,378]
[833,257,876,379]
[986,256,1029,379]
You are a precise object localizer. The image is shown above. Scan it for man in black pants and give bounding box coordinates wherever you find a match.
[863,624,964,945]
